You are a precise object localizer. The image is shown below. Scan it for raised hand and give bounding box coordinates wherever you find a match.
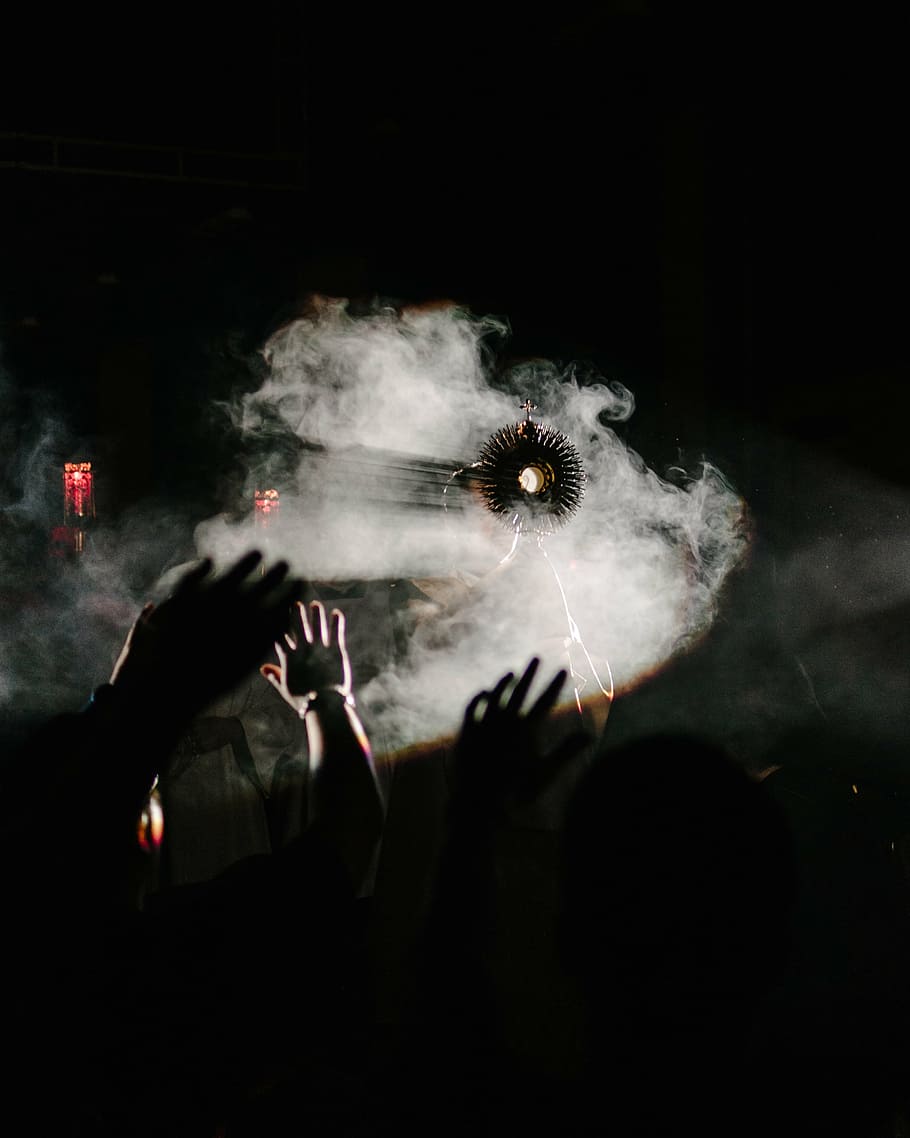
[109,551,303,726]
[452,657,591,824]
[261,598,384,894]
[260,599,352,716]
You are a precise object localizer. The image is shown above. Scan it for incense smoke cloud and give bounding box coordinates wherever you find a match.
[1,306,906,774]
[0,363,199,735]
[195,300,751,752]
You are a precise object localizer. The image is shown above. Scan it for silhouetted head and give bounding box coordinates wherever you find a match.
[560,734,795,1039]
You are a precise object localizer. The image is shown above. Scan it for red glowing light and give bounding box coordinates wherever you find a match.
[137,788,164,854]
[63,462,95,524]
[254,489,280,528]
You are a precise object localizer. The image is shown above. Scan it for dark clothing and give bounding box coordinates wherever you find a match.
[2,701,368,1138]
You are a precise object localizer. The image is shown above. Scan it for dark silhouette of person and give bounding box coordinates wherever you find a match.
[410,658,591,1138]
[559,734,796,1137]
[1,554,385,1138]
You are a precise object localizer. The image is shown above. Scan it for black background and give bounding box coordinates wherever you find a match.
[2,3,905,520]
[1,12,908,1133]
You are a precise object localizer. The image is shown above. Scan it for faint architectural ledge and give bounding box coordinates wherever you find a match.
[0,131,306,190]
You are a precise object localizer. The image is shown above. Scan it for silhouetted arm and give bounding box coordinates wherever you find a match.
[262,599,384,895]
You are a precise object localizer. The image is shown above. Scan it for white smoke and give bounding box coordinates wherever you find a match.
[194,300,750,753]
[766,448,910,750]
[3,304,905,774]
[0,362,199,736]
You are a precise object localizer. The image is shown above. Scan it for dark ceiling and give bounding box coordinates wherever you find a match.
[1,4,906,513]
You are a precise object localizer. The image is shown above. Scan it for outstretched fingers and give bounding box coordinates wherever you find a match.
[331,608,352,691]
[260,640,287,684]
[244,558,290,602]
[463,690,489,728]
[310,600,329,648]
[211,550,262,593]
[506,656,540,715]
[527,667,569,725]
[330,607,346,652]
[288,599,310,646]
[172,557,213,597]
[487,671,515,714]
